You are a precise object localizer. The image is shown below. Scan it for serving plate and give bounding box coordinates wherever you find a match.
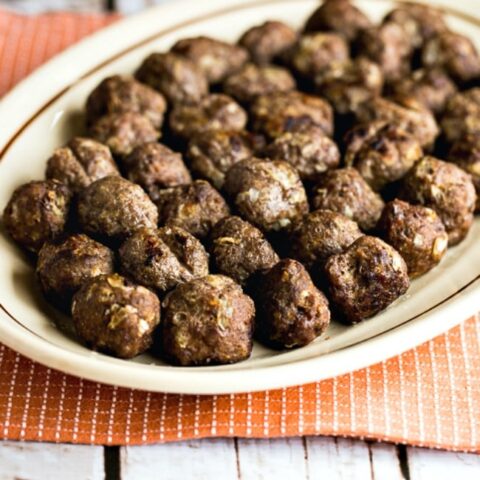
[0,0,479,394]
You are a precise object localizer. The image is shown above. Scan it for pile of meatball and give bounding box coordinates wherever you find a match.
[3,0,479,366]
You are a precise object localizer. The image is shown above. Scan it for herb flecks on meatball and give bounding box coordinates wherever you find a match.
[119,226,209,294]
[72,273,160,359]
[325,236,409,323]
[161,275,255,366]
[210,215,279,286]
[224,158,309,233]
[3,180,71,253]
[377,199,448,278]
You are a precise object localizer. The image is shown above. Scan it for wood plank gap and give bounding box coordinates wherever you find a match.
[105,446,121,480]
[234,437,242,480]
[397,445,410,480]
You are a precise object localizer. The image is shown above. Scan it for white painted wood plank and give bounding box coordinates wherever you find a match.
[236,438,307,480]
[120,439,238,480]
[369,442,405,480]
[0,441,104,480]
[115,0,171,15]
[305,437,371,480]
[407,447,480,480]
[0,0,105,13]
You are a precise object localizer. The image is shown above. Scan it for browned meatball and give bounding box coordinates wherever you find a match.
[400,156,476,246]
[290,209,363,270]
[155,180,230,239]
[344,123,423,191]
[315,57,384,115]
[377,199,448,278]
[3,180,71,253]
[72,273,160,359]
[422,31,480,83]
[161,275,255,366]
[187,130,264,189]
[89,112,159,158]
[254,259,330,349]
[171,36,248,84]
[448,133,480,210]
[36,234,115,309]
[287,32,349,78]
[311,168,384,231]
[119,226,209,294]
[251,91,334,139]
[85,75,167,129]
[77,176,158,245]
[385,2,447,49]
[209,216,279,285]
[46,137,120,194]
[123,143,191,202]
[390,69,457,115]
[357,22,412,82]
[325,235,410,323]
[263,123,340,182]
[441,88,480,143]
[304,0,372,42]
[223,63,296,105]
[135,52,208,105]
[169,94,247,139]
[239,20,298,65]
[356,97,439,150]
[224,158,309,232]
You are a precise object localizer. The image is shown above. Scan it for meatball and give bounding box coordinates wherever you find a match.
[356,97,439,150]
[171,36,248,84]
[89,112,159,158]
[186,130,264,189]
[315,57,384,115]
[254,259,330,349]
[441,88,480,143]
[239,20,297,65]
[155,180,230,239]
[119,226,209,294]
[290,209,363,270]
[287,32,349,78]
[304,0,372,41]
[72,273,160,359]
[250,91,334,139]
[46,137,120,194]
[85,75,167,129]
[344,123,423,191]
[422,31,480,82]
[325,235,410,323]
[135,52,208,105]
[161,275,255,366]
[311,168,385,231]
[223,63,296,105]
[123,142,191,202]
[448,133,480,210]
[390,68,457,115]
[77,176,158,245]
[36,234,115,309]
[357,22,412,82]
[224,158,309,232]
[385,2,447,49]
[377,199,448,278]
[209,216,279,285]
[263,123,340,182]
[169,94,247,139]
[3,180,71,253]
[400,156,476,245]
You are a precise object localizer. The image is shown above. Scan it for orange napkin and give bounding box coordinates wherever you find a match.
[0,10,479,451]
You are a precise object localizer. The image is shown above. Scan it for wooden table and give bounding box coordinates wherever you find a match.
[0,0,479,478]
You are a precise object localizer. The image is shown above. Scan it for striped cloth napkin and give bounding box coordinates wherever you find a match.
[0,9,479,451]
